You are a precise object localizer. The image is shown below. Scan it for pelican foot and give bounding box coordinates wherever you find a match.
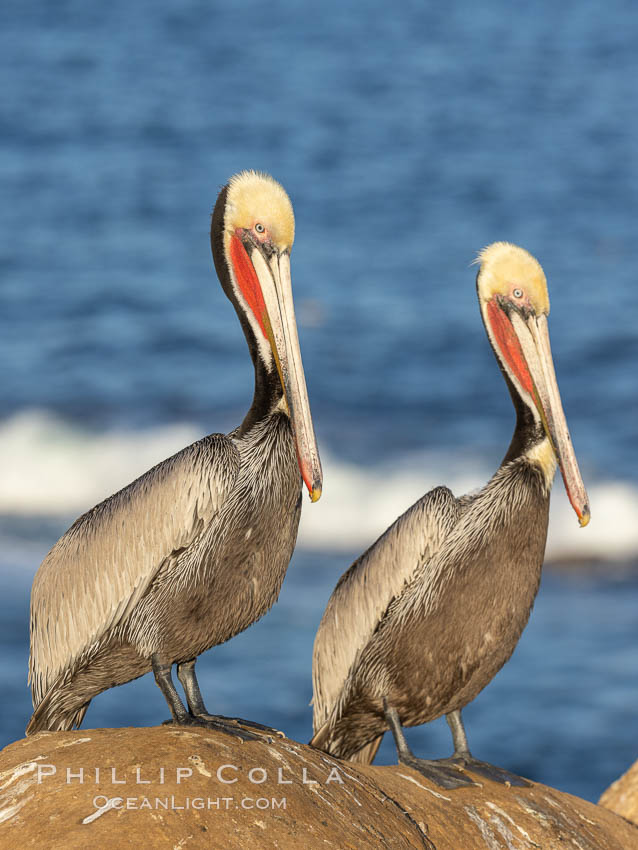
[446,756,530,787]
[194,714,272,743]
[215,714,286,738]
[161,715,208,728]
[399,754,480,790]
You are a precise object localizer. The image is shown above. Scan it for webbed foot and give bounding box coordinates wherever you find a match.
[193,714,273,743]
[161,714,207,728]
[214,714,285,738]
[447,755,530,787]
[399,753,480,790]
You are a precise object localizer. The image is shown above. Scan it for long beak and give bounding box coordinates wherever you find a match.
[249,246,322,502]
[510,310,590,526]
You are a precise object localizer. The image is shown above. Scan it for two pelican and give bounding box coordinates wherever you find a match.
[27,171,322,735]
[311,243,588,787]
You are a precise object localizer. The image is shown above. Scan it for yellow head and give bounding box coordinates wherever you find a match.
[223,170,295,256]
[476,242,549,316]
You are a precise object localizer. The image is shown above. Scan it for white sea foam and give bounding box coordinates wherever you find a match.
[0,410,201,514]
[0,410,636,565]
[297,455,638,564]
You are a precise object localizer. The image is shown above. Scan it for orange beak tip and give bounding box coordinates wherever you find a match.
[578,507,591,528]
[309,485,322,503]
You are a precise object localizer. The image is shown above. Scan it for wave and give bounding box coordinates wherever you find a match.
[298,457,638,565]
[0,410,636,565]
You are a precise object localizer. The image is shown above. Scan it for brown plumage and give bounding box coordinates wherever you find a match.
[28,171,322,734]
[311,243,589,786]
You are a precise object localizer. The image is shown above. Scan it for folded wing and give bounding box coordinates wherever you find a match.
[29,434,240,706]
[311,486,460,746]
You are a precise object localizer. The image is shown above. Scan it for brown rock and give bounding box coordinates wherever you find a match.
[1,726,636,849]
[600,759,638,827]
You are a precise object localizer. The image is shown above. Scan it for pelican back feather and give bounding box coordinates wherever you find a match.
[311,486,460,758]
[28,434,240,713]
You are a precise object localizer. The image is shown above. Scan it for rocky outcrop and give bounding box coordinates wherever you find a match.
[1,725,636,849]
[600,759,638,828]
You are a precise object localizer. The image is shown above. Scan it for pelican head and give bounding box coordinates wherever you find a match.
[211,171,322,502]
[476,242,589,527]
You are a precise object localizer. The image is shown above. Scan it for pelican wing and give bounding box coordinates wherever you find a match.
[311,486,460,737]
[29,434,240,704]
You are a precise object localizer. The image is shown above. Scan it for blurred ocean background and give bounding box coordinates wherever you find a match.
[1,0,637,803]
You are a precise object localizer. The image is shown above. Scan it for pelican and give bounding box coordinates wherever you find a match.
[27,171,322,736]
[311,243,588,788]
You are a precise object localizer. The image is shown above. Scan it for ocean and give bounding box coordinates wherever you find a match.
[1,0,637,803]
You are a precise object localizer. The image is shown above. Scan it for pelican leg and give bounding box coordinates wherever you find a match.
[176,658,273,742]
[443,709,531,787]
[151,654,204,726]
[446,709,469,755]
[382,698,478,790]
[176,658,208,715]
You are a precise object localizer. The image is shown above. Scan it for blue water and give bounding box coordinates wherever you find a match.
[1,552,637,803]
[1,0,637,804]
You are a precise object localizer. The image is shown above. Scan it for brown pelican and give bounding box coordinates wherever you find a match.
[311,243,589,788]
[27,171,322,736]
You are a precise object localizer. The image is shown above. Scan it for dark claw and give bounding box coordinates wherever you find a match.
[194,714,271,743]
[399,754,480,790]
[214,714,285,738]
[450,756,531,787]
[162,715,207,728]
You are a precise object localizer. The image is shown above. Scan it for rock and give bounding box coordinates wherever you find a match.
[1,726,636,849]
[600,759,638,827]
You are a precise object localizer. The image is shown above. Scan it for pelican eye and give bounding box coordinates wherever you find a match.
[255,223,265,234]
[513,288,523,299]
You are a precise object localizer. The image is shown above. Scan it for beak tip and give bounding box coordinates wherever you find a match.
[309,484,322,503]
[578,506,591,528]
